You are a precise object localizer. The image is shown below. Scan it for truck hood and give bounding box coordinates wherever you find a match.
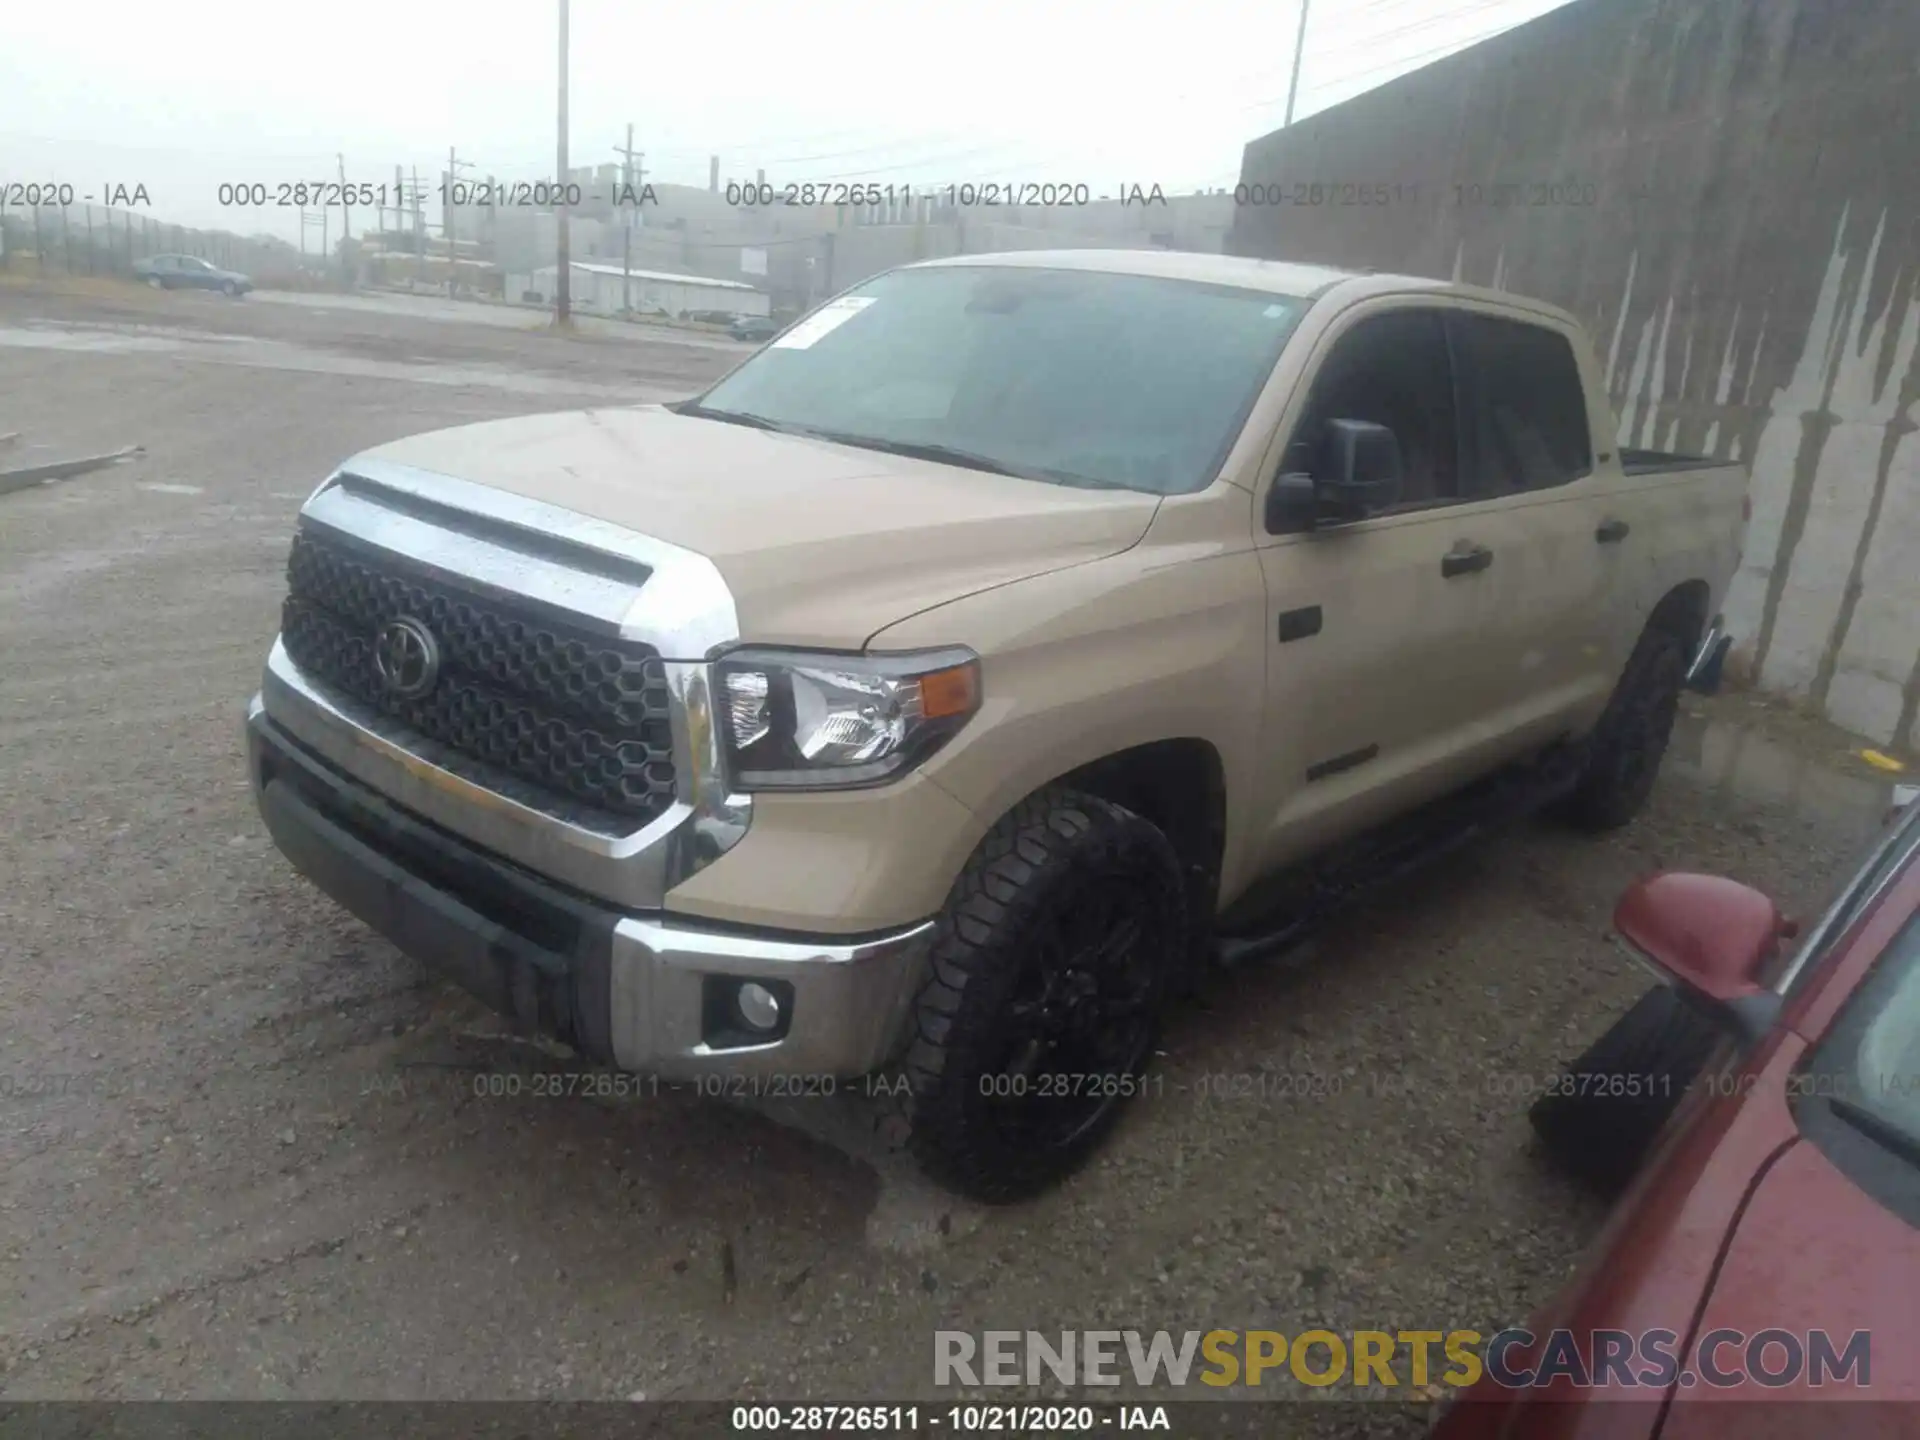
[354,405,1160,649]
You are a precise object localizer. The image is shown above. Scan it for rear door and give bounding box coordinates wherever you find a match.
[1250,304,1536,873]
[1446,308,1625,743]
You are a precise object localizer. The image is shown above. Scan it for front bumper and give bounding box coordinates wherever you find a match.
[247,697,935,1078]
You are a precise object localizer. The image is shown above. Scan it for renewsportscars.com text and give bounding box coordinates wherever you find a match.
[933,1328,1872,1390]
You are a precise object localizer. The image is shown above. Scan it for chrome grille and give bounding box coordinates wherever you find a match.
[280,528,676,824]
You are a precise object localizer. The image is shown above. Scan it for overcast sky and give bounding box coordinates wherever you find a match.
[3,0,1575,243]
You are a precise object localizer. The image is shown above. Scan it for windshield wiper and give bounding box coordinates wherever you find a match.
[673,402,787,432]
[675,407,1131,490]
[788,430,1127,489]
[1827,1094,1920,1168]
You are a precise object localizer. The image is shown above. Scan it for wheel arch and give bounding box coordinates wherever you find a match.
[1645,579,1711,652]
[1052,738,1227,927]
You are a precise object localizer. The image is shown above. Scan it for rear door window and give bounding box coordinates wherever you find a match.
[1451,314,1593,494]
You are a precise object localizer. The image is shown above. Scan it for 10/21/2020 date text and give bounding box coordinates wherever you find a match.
[729,1404,1167,1432]
[725,181,1114,208]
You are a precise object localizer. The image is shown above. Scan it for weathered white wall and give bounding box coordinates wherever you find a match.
[1716,209,1920,743]
[1231,0,1920,752]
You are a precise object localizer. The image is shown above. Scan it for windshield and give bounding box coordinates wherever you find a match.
[1800,902,1920,1200]
[688,264,1309,495]
[1844,918,1920,1152]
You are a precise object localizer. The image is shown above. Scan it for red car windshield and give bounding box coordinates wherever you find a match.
[1796,907,1920,1224]
[1833,916,1920,1155]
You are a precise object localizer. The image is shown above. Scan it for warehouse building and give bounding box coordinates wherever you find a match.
[507,261,769,320]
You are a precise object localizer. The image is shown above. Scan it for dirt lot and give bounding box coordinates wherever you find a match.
[0,280,1906,1426]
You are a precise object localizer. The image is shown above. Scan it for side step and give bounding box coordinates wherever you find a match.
[1212,745,1587,970]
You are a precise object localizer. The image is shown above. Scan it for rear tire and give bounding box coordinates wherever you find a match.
[1529,985,1722,1193]
[901,787,1187,1203]
[1561,624,1689,831]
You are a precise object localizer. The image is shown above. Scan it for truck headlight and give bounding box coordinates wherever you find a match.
[713,647,981,790]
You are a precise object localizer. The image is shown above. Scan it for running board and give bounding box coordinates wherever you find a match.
[1212,744,1586,970]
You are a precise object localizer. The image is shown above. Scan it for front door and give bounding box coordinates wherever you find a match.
[1249,305,1534,875]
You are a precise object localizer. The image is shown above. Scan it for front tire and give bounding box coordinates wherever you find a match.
[145,276,164,290]
[1561,624,1688,830]
[222,280,240,297]
[902,787,1187,1203]
[1529,985,1722,1193]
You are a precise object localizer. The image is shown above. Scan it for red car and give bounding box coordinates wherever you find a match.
[1436,787,1920,1437]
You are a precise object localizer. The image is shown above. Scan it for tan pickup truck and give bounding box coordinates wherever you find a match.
[245,250,1747,1201]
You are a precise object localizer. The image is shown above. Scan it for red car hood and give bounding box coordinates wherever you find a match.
[1435,1033,1912,1440]
[1659,1136,1920,1434]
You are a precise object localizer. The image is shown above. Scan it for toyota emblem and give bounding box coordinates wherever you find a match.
[373,616,441,699]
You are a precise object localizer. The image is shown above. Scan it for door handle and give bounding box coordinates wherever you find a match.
[1441,543,1494,578]
[1595,518,1631,544]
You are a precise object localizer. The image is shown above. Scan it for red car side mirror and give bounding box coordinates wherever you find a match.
[1614,872,1792,1040]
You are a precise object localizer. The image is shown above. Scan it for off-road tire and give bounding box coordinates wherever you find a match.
[901,786,1187,1203]
[1561,624,1689,831]
[1529,985,1722,1193]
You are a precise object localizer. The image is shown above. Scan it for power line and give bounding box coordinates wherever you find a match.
[1311,12,1533,93]
[1236,0,1541,118]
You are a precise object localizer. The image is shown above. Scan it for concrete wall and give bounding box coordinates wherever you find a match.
[1230,0,1920,751]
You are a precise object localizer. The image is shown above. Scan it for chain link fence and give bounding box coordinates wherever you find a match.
[0,203,332,288]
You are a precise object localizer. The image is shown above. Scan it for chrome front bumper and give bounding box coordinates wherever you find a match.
[247,695,936,1078]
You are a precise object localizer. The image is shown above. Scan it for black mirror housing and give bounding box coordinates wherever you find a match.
[1320,418,1403,513]
[1265,472,1318,533]
[1266,418,1406,533]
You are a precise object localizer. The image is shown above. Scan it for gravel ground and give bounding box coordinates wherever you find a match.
[0,280,1904,1431]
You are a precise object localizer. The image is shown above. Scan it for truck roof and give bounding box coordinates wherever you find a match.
[909,247,1358,297]
[906,248,1573,324]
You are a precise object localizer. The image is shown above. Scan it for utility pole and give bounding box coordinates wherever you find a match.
[445,146,474,296]
[1283,0,1312,126]
[555,0,571,324]
[614,123,641,315]
[336,153,352,283]
[411,165,425,285]
[394,164,405,239]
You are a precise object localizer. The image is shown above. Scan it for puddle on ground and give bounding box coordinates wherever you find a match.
[1668,705,1894,833]
[0,321,667,400]
[0,325,180,354]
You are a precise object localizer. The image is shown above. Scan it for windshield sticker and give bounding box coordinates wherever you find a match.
[772,295,877,350]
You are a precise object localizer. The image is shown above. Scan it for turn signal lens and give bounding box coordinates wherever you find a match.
[918,662,980,720]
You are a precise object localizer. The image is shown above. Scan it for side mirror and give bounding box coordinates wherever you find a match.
[1320,418,1403,514]
[1266,418,1405,533]
[1614,872,1795,1042]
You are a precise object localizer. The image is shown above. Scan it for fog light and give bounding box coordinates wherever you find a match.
[737,982,782,1032]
